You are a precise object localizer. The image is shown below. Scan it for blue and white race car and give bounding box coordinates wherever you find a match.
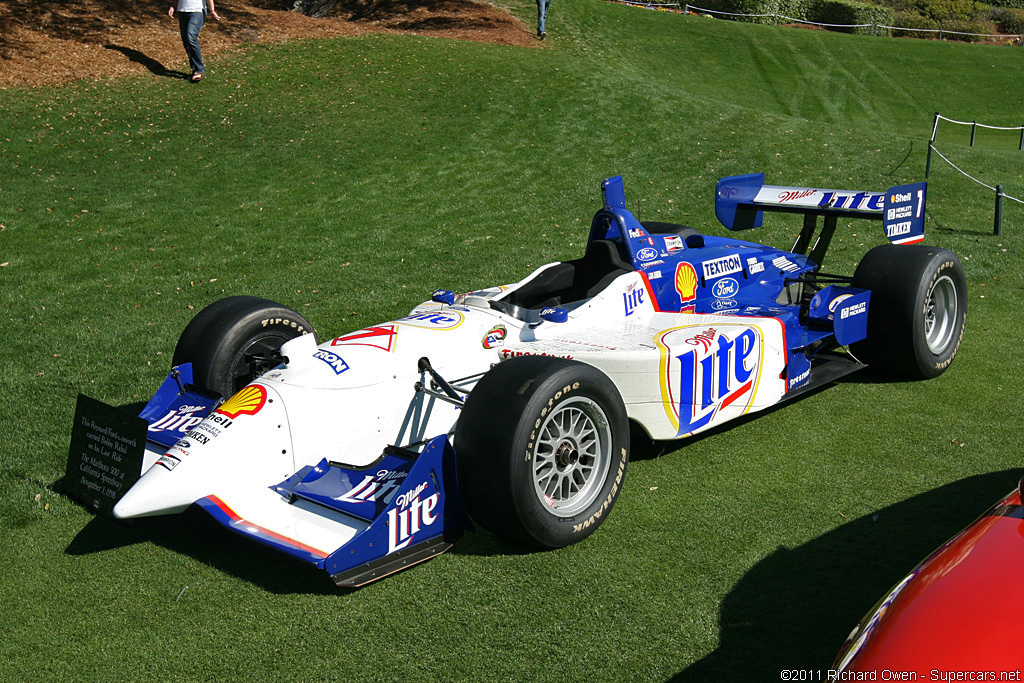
[68,173,965,586]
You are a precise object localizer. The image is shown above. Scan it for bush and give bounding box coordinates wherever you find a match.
[992,5,1024,31]
[811,0,895,33]
[694,0,893,30]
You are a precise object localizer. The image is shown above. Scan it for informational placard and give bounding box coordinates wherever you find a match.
[64,394,147,518]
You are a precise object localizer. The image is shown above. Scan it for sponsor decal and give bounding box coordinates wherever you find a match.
[483,325,507,349]
[818,191,884,211]
[778,189,816,203]
[637,247,658,261]
[710,298,738,311]
[840,301,867,319]
[387,481,440,554]
[216,385,267,419]
[828,294,852,315]
[886,221,912,238]
[627,228,645,239]
[640,259,665,269]
[664,235,684,252]
[659,325,762,436]
[331,324,398,352]
[395,310,465,330]
[148,404,207,435]
[623,282,645,317]
[313,349,350,375]
[648,270,662,280]
[501,349,574,360]
[711,277,739,299]
[702,254,743,280]
[337,469,406,504]
[746,257,765,275]
[772,256,800,273]
[789,367,810,389]
[156,454,181,471]
[674,262,698,304]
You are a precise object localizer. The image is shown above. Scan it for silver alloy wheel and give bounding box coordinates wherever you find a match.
[925,274,958,354]
[532,396,613,517]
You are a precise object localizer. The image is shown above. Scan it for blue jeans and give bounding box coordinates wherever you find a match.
[537,0,550,33]
[178,10,206,74]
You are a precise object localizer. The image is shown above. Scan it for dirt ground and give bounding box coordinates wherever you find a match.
[0,0,536,89]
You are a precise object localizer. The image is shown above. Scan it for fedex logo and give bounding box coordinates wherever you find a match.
[628,228,645,239]
[664,326,760,436]
[387,482,440,554]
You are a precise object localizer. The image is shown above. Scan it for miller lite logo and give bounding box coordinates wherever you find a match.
[659,325,762,436]
[623,282,644,317]
[387,482,441,554]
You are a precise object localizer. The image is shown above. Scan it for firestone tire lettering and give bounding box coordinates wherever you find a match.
[454,356,629,549]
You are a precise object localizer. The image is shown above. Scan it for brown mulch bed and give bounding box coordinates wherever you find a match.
[0,0,536,89]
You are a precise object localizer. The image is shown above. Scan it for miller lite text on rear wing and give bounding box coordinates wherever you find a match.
[715,173,927,246]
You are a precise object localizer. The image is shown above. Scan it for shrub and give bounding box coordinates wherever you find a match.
[992,5,1024,31]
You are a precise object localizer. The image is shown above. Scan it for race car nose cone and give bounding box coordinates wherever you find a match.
[112,465,199,519]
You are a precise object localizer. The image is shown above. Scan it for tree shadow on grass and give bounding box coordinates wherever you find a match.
[671,468,1022,681]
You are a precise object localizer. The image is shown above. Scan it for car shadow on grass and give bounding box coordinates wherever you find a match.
[670,468,1022,680]
[64,506,340,594]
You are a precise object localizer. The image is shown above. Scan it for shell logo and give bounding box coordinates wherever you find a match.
[216,385,268,419]
[675,262,698,303]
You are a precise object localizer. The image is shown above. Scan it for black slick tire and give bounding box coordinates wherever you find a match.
[172,296,316,398]
[851,244,966,379]
[454,356,629,548]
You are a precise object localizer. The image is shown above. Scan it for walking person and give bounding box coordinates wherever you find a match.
[169,0,220,82]
[537,0,550,39]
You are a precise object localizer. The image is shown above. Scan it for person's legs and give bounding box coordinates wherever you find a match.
[178,10,206,74]
[536,0,550,36]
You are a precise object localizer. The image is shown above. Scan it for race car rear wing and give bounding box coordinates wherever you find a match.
[715,173,927,246]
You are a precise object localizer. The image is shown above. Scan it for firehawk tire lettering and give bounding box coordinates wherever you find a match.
[454,356,629,549]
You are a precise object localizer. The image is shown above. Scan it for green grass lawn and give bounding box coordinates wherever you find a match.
[2,1,1023,679]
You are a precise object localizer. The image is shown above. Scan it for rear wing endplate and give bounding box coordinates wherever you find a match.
[715,173,927,245]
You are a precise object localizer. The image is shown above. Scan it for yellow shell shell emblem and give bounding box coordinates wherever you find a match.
[216,384,268,419]
[675,262,698,303]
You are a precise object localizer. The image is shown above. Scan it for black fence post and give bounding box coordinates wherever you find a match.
[971,121,978,146]
[994,185,1004,236]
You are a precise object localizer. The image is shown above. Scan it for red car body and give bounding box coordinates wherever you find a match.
[835,477,1024,673]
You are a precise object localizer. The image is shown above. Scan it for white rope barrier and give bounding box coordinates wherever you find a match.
[685,4,776,18]
[776,14,871,27]
[930,144,1024,205]
[673,3,1023,40]
[936,114,1024,132]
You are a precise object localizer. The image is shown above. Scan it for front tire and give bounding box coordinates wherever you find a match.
[851,244,966,379]
[454,356,629,548]
[172,296,316,398]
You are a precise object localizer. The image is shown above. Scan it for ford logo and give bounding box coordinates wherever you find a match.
[637,247,658,261]
[711,277,739,298]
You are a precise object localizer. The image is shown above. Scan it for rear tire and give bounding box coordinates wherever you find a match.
[851,244,966,379]
[455,356,629,548]
[172,296,316,398]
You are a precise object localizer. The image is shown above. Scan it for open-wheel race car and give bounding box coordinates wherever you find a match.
[67,173,966,587]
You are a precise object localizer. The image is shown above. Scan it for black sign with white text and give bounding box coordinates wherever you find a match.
[65,394,146,518]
